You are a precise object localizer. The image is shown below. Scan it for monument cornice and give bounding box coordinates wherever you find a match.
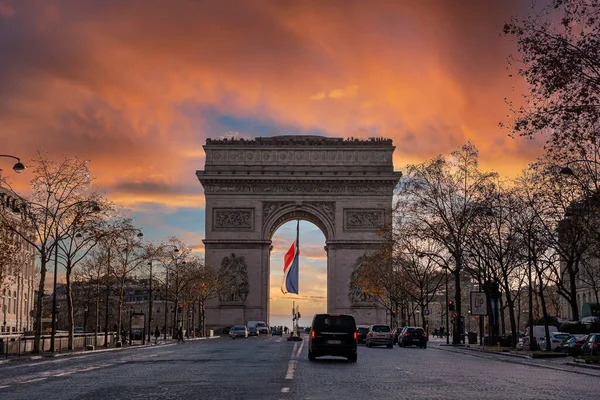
[200,179,399,195]
[205,135,393,147]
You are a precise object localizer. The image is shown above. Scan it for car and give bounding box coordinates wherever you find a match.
[308,313,357,362]
[581,333,600,356]
[537,332,572,351]
[398,326,427,348]
[271,327,282,336]
[392,327,404,344]
[221,326,232,334]
[356,326,370,344]
[248,326,259,337]
[247,321,269,335]
[365,325,393,348]
[558,335,588,356]
[229,325,248,339]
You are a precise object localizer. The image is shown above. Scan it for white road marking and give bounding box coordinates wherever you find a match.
[20,377,47,384]
[395,367,413,374]
[285,360,296,379]
[291,342,299,358]
[281,387,290,393]
[295,340,304,359]
[0,385,10,389]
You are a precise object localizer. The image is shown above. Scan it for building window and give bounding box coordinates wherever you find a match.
[14,292,17,314]
[7,291,11,314]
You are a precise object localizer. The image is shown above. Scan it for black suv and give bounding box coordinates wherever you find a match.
[398,327,427,348]
[309,314,357,362]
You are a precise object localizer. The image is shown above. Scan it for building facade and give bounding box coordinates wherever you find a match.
[0,185,36,334]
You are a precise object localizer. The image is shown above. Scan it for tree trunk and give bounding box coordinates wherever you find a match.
[94,277,100,348]
[567,261,580,320]
[65,263,74,351]
[453,268,461,344]
[117,277,125,342]
[33,256,47,353]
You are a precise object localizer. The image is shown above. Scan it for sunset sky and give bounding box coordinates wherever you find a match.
[0,0,544,323]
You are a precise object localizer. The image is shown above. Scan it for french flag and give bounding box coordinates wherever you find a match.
[281,220,299,295]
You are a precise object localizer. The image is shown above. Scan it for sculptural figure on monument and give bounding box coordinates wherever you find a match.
[218,253,250,303]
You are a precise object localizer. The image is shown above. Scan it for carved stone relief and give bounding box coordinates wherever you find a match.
[348,257,372,304]
[262,201,294,221]
[218,253,250,303]
[344,209,384,230]
[213,208,254,230]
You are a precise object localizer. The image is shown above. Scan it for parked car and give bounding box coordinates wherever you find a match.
[221,326,232,334]
[248,327,259,337]
[366,325,393,348]
[398,327,427,348]
[356,326,370,344]
[558,335,588,356]
[229,325,248,339]
[392,327,404,344]
[247,321,269,335]
[309,313,357,362]
[581,333,600,356]
[271,327,282,336]
[538,332,572,351]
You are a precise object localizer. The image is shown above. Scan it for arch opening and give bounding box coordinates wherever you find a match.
[268,219,327,329]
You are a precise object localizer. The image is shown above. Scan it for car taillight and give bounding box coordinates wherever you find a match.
[422,333,427,337]
[593,343,599,348]
[353,332,357,340]
[368,332,373,337]
[404,333,410,337]
[552,340,559,343]
[575,343,582,347]
[311,330,315,339]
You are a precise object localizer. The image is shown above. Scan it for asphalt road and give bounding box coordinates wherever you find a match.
[1,335,599,399]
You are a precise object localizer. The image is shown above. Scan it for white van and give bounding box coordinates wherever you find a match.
[523,325,559,349]
[247,321,269,335]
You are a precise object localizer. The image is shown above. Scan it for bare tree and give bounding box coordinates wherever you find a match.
[0,153,96,352]
[397,142,497,344]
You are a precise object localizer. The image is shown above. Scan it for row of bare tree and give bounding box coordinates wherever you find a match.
[0,154,220,352]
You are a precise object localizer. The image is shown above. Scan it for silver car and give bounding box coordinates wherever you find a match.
[229,325,248,339]
[366,324,393,348]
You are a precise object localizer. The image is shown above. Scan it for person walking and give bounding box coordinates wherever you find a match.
[177,326,185,343]
[154,326,160,344]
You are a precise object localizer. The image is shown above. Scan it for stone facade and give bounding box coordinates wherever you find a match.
[0,186,36,334]
[196,136,401,328]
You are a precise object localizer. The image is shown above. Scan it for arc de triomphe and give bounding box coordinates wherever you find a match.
[196,136,401,328]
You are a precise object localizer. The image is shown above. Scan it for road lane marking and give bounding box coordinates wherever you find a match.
[20,377,47,384]
[295,340,304,358]
[285,360,296,379]
[281,387,290,393]
[290,342,299,358]
[395,367,413,374]
[0,385,10,389]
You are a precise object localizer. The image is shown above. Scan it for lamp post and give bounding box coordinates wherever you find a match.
[0,155,26,173]
[103,228,143,347]
[417,252,450,344]
[147,261,153,344]
[50,201,101,352]
[160,246,179,340]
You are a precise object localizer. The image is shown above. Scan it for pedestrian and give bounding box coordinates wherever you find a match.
[154,326,160,344]
[177,326,185,343]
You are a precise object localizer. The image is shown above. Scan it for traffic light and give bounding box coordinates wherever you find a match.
[448,300,455,312]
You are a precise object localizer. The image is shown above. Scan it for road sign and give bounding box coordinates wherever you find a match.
[470,292,488,315]
[452,312,458,319]
[424,309,430,315]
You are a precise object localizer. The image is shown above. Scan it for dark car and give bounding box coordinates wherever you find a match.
[559,335,588,356]
[398,326,427,348]
[271,327,282,336]
[356,326,370,344]
[392,327,404,344]
[248,327,259,337]
[309,313,357,362]
[582,333,600,356]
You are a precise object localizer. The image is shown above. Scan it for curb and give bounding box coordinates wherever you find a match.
[566,361,600,371]
[0,335,221,364]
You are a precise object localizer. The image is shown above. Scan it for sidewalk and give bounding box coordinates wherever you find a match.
[431,340,600,376]
[0,335,221,365]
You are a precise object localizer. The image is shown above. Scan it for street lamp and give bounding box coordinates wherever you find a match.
[417,252,450,345]
[161,246,179,340]
[50,200,101,352]
[0,154,26,173]
[103,228,143,347]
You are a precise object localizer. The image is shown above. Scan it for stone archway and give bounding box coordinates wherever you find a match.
[197,135,401,328]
